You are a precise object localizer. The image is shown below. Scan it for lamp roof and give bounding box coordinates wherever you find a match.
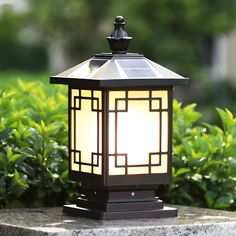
[50,16,189,88]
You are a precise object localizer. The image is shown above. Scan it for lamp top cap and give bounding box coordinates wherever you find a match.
[106,16,132,54]
[114,15,125,24]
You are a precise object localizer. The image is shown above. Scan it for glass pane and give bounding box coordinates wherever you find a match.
[108,90,169,175]
[151,154,168,174]
[118,100,158,173]
[152,90,168,109]
[161,111,168,152]
[70,89,102,175]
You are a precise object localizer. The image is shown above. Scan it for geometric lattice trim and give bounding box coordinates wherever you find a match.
[70,89,102,175]
[108,89,169,176]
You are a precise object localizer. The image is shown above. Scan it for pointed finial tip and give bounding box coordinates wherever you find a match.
[115,16,124,24]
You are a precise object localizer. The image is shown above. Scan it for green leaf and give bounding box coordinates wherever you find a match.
[0,153,8,170]
[0,127,11,140]
[174,168,190,178]
[183,104,202,126]
[228,157,236,175]
[195,136,208,153]
[205,191,216,208]
[8,170,29,197]
[214,195,234,209]
[182,139,192,155]
[216,108,235,132]
[6,146,13,159]
[231,127,236,137]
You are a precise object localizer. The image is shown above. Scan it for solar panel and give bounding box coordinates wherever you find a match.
[115,59,157,78]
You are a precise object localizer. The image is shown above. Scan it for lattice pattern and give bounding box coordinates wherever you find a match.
[108,90,169,175]
[70,89,102,175]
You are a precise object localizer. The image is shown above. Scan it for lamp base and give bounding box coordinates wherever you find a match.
[63,204,177,220]
[63,190,177,220]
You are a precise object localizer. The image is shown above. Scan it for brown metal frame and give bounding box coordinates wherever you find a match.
[68,85,173,190]
[63,189,177,219]
[109,91,167,172]
[106,87,172,187]
[69,86,104,186]
[66,85,175,220]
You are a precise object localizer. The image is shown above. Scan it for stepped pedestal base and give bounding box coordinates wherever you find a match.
[63,190,177,220]
[63,204,177,220]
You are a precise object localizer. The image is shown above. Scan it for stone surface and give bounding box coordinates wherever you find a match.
[1,205,236,235]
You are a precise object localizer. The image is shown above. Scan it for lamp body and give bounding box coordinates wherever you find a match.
[69,86,172,188]
[64,86,175,219]
[50,52,189,219]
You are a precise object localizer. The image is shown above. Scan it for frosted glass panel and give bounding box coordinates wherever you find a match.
[75,100,95,173]
[70,89,102,175]
[162,112,168,152]
[109,90,169,175]
[151,154,168,173]
[128,90,149,98]
[117,100,158,171]
[152,90,168,109]
[109,156,126,175]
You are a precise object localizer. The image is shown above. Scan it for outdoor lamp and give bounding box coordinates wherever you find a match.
[50,16,189,220]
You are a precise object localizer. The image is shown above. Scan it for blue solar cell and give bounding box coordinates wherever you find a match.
[116,59,157,78]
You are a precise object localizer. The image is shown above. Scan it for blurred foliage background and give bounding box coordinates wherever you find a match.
[1,0,236,121]
[1,0,236,209]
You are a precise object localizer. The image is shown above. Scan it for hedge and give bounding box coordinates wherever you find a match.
[1,80,236,210]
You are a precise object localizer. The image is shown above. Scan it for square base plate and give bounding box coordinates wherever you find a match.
[63,204,177,220]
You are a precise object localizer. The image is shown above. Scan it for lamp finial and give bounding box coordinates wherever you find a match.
[106,16,132,54]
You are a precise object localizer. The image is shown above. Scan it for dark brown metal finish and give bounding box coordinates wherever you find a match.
[70,171,104,187]
[69,172,170,190]
[106,173,170,186]
[76,190,163,212]
[50,52,189,88]
[69,87,172,190]
[68,87,72,177]
[79,189,156,202]
[63,190,176,220]
[102,89,109,186]
[69,87,173,189]
[106,16,132,54]
[168,87,173,181]
[76,198,163,212]
[50,76,189,88]
[63,205,177,220]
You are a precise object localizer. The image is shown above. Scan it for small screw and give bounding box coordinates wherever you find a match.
[131,192,135,197]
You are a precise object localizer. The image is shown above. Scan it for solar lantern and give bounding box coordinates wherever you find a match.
[50,16,189,220]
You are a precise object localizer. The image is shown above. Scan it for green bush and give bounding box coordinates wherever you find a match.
[159,100,236,210]
[0,80,79,208]
[1,81,236,210]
